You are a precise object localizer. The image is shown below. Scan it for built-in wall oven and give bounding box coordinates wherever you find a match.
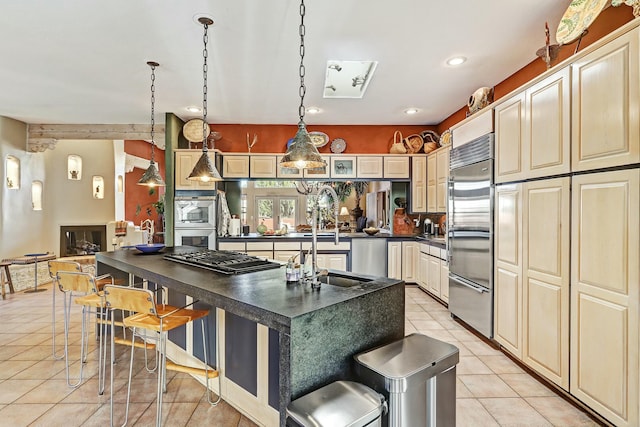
[448,133,494,339]
[174,196,216,250]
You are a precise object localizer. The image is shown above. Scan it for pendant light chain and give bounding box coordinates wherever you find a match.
[202,20,210,153]
[298,0,306,122]
[149,62,156,161]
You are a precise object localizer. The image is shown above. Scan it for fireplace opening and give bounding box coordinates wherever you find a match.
[60,225,107,257]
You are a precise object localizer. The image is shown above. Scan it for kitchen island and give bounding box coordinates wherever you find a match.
[96,247,404,426]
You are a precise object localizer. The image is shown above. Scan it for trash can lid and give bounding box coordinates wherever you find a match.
[287,381,385,427]
[355,333,459,380]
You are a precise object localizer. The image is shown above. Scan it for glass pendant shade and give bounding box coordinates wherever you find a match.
[137,160,165,186]
[187,151,222,182]
[280,122,326,169]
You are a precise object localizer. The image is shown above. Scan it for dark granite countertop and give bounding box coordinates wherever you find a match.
[218,231,425,241]
[95,246,402,333]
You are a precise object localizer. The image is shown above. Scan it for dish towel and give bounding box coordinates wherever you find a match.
[217,190,231,237]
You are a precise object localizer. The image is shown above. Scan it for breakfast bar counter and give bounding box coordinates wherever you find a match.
[96,247,404,426]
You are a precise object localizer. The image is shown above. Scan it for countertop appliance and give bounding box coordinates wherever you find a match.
[165,249,281,275]
[448,133,494,339]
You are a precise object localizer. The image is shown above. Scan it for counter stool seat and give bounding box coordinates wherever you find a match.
[0,261,14,300]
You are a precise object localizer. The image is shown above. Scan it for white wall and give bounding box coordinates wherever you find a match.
[0,116,117,259]
[0,117,50,259]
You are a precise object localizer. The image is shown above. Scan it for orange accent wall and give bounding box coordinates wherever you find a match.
[124,140,166,229]
[438,6,635,133]
[205,124,434,154]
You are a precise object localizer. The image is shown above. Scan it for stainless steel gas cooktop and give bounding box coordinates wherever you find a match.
[165,250,282,275]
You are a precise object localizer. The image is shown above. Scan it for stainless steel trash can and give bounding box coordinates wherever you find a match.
[354,333,459,427]
[287,380,387,427]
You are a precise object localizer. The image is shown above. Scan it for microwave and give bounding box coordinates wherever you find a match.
[174,228,216,250]
[175,196,216,229]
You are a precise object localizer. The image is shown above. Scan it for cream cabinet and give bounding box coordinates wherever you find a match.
[303,156,330,179]
[276,155,303,179]
[222,155,250,179]
[436,147,450,212]
[570,169,639,426]
[571,29,640,172]
[401,241,419,283]
[411,156,427,213]
[250,155,277,178]
[440,254,449,303]
[427,253,441,296]
[494,183,523,358]
[388,240,419,283]
[331,156,357,179]
[383,156,410,179]
[315,253,348,272]
[426,154,437,212]
[494,66,570,183]
[175,150,217,190]
[418,247,429,291]
[522,177,570,389]
[357,156,383,179]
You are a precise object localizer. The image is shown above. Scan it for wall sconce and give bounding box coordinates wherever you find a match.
[5,155,20,189]
[117,175,124,193]
[31,180,43,211]
[68,155,82,180]
[93,176,104,199]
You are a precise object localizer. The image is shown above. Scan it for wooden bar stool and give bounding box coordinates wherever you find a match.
[0,261,14,300]
[103,284,221,427]
[56,270,112,392]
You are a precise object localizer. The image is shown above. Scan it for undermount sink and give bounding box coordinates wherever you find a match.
[318,273,373,288]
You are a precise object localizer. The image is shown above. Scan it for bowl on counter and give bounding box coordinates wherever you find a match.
[363,227,380,236]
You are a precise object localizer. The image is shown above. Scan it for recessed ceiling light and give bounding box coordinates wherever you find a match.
[447,56,467,66]
[186,106,201,113]
[404,108,419,115]
[306,107,321,114]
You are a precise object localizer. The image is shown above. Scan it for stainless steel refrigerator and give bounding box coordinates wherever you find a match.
[448,133,494,339]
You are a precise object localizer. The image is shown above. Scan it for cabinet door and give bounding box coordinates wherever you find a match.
[522,177,570,389]
[494,183,523,358]
[526,67,571,178]
[357,157,383,179]
[175,150,217,189]
[418,250,429,291]
[331,156,357,178]
[383,156,410,179]
[427,255,441,297]
[273,251,300,263]
[440,258,449,303]
[303,156,330,179]
[436,147,450,213]
[427,154,437,212]
[570,169,639,426]
[325,254,348,271]
[572,29,640,172]
[250,155,277,178]
[223,155,250,178]
[387,241,402,280]
[276,155,303,178]
[410,156,427,213]
[495,92,525,183]
[401,241,419,283]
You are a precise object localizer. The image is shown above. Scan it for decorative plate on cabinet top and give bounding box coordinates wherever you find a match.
[309,131,329,147]
[183,118,210,142]
[439,129,452,147]
[556,0,608,45]
[330,138,346,153]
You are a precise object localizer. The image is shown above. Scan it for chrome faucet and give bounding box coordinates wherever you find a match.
[305,184,340,289]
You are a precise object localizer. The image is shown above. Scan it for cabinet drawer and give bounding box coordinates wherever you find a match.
[429,245,441,257]
[302,241,351,251]
[219,242,245,251]
[246,242,273,251]
[274,241,301,251]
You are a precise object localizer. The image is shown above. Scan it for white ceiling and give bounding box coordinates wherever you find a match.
[0,0,570,127]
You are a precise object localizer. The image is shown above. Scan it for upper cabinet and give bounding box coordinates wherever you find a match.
[276,155,303,179]
[249,155,277,178]
[331,156,357,178]
[495,67,570,183]
[451,109,493,148]
[572,28,640,172]
[357,156,383,179]
[222,155,250,178]
[436,147,450,213]
[175,150,217,190]
[383,156,410,179]
[410,156,427,213]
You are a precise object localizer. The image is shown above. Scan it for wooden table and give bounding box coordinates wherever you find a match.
[8,253,57,293]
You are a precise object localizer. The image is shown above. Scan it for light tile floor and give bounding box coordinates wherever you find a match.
[0,283,603,426]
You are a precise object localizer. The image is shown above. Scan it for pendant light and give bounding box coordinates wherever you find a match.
[137,61,166,187]
[187,17,222,182]
[279,0,326,170]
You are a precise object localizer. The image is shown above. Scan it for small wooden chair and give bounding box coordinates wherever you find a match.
[103,284,221,427]
[0,261,14,300]
[56,270,112,392]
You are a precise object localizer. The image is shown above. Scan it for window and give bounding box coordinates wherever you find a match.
[255,197,297,231]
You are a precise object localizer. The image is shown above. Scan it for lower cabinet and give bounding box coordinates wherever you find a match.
[315,253,347,271]
[387,240,419,283]
[417,243,448,301]
[440,257,449,303]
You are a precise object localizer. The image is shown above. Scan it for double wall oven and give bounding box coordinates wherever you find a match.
[174,196,216,250]
[448,134,494,339]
